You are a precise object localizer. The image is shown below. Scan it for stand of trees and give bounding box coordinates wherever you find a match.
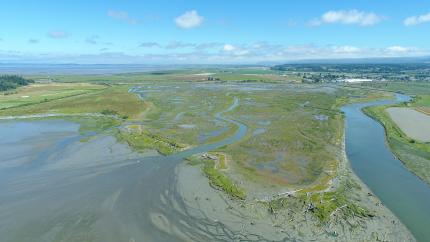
[0,75,34,91]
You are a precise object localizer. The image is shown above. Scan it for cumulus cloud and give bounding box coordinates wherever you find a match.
[310,10,383,26]
[175,10,204,29]
[223,44,236,52]
[28,39,39,44]
[47,31,68,39]
[108,10,138,24]
[404,12,430,26]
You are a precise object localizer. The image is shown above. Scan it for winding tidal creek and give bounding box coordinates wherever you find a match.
[1,91,428,241]
[0,98,250,242]
[342,94,430,242]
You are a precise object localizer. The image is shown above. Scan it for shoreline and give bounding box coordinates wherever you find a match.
[175,134,415,241]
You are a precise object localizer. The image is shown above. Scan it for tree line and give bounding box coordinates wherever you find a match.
[0,75,34,91]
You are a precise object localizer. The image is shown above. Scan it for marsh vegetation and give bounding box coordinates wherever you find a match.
[0,71,423,241]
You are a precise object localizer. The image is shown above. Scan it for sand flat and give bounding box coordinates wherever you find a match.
[387,107,430,142]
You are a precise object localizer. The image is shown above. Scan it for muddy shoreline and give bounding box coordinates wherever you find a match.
[175,135,414,241]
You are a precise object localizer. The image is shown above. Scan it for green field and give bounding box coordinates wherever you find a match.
[26,67,302,84]
[0,84,146,119]
[0,83,105,110]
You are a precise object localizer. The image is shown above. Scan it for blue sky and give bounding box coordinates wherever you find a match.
[1,0,429,63]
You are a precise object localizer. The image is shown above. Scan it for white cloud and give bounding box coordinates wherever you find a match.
[223,44,236,52]
[311,10,383,26]
[386,46,416,53]
[2,43,428,64]
[404,12,430,26]
[108,10,138,24]
[332,45,361,53]
[47,31,68,39]
[175,10,204,29]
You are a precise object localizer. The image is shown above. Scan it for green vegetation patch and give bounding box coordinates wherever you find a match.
[310,191,373,222]
[217,88,343,190]
[70,116,121,134]
[0,75,34,92]
[0,83,104,110]
[266,179,373,223]
[187,155,246,200]
[28,67,302,84]
[117,126,186,155]
[0,85,146,119]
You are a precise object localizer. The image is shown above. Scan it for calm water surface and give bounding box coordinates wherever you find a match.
[342,94,430,242]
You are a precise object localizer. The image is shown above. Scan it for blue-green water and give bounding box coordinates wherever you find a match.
[342,94,430,242]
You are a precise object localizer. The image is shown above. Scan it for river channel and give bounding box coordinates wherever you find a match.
[342,94,430,242]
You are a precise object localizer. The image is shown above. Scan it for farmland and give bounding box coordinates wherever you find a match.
[363,82,430,185]
[386,107,430,142]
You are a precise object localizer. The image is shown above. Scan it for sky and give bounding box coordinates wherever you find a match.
[1,0,430,64]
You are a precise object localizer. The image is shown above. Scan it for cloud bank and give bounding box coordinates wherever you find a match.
[2,43,427,64]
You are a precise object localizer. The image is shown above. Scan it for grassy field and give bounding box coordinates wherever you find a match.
[0,84,146,119]
[0,83,104,110]
[26,67,302,84]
